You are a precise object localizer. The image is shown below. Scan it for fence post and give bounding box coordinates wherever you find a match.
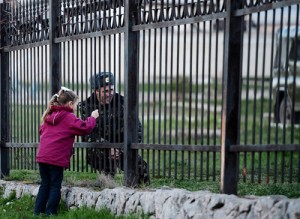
[124,0,139,186]
[49,0,61,94]
[0,2,10,178]
[220,0,244,194]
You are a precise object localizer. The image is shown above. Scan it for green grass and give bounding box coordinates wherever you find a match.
[0,192,144,219]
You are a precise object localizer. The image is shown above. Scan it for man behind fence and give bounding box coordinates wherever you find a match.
[78,72,150,185]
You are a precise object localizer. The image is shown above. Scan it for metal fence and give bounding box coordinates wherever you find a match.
[1,0,300,194]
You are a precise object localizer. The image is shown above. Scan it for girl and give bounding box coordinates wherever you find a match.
[34,87,99,216]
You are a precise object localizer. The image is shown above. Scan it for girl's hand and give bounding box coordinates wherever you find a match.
[91,109,99,119]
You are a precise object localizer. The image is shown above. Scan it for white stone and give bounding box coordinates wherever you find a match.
[1,180,300,219]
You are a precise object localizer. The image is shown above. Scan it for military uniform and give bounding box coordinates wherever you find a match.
[79,77,149,184]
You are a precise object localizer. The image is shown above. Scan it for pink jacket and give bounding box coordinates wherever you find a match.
[36,105,96,168]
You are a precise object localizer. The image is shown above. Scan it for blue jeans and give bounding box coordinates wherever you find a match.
[34,163,64,216]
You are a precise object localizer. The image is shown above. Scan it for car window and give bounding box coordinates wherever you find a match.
[289,38,300,62]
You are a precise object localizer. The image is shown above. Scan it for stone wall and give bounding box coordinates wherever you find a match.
[1,180,300,219]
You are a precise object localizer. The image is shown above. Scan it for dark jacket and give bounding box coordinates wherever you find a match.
[79,93,149,184]
[37,105,96,168]
[79,92,143,144]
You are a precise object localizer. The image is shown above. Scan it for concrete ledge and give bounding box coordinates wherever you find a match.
[1,180,300,219]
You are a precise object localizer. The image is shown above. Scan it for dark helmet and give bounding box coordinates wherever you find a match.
[90,72,115,89]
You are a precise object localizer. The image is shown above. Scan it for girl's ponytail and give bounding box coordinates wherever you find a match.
[41,94,60,123]
[41,87,78,123]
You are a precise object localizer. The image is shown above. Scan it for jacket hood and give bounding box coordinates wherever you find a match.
[44,105,74,126]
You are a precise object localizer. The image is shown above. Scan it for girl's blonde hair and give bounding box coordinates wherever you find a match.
[41,87,78,122]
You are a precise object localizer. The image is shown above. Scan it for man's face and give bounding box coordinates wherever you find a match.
[96,85,114,105]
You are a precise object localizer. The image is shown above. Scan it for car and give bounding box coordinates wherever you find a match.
[273,26,300,124]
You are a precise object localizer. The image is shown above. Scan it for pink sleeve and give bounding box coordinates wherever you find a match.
[67,113,96,136]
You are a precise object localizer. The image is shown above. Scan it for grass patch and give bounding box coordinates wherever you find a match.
[238,182,300,198]
[0,193,143,219]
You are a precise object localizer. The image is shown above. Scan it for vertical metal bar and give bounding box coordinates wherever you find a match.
[21,147,23,169]
[79,37,84,172]
[281,151,285,183]
[0,2,10,178]
[181,21,187,179]
[213,18,220,181]
[67,41,70,88]
[290,6,300,143]
[188,23,193,180]
[181,23,186,180]
[243,13,251,183]
[113,33,118,174]
[71,36,75,171]
[207,20,212,146]
[259,10,268,183]
[163,27,168,178]
[298,150,300,183]
[250,14,259,183]
[174,24,180,180]
[281,6,292,184]
[21,50,24,143]
[200,150,203,181]
[30,41,34,145]
[274,150,278,183]
[71,40,75,90]
[37,46,41,150]
[206,20,213,181]
[152,28,157,178]
[220,0,243,195]
[282,8,292,142]
[26,48,29,143]
[267,9,276,184]
[14,43,18,170]
[33,47,37,143]
[75,38,79,172]
[12,51,16,145]
[194,22,200,180]
[169,24,174,179]
[141,29,146,176]
[96,37,102,174]
[124,0,139,186]
[274,8,285,184]
[200,21,206,181]
[275,8,284,145]
[158,27,163,178]
[34,46,39,170]
[290,7,299,183]
[201,21,205,147]
[84,38,90,173]
[258,152,262,183]
[146,29,152,175]
[50,0,61,94]
[252,12,259,146]
[108,31,114,174]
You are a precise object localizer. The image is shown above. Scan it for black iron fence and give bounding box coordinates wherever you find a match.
[1,0,300,194]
